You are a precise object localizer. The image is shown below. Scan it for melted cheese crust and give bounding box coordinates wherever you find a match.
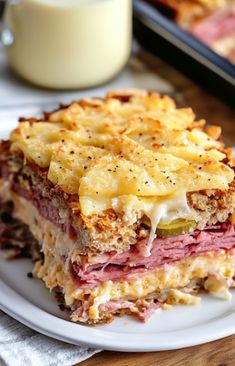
[10,89,234,224]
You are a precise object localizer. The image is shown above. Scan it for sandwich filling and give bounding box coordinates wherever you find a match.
[1,89,235,324]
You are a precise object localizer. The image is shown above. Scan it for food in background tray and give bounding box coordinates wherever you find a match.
[148,0,235,64]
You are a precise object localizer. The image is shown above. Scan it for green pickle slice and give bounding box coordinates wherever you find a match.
[143,218,197,238]
[156,219,197,238]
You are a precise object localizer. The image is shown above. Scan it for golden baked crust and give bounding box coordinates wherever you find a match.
[5,89,234,254]
[9,89,234,217]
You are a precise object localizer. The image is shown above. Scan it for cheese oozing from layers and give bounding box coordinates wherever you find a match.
[1,181,193,262]
[9,90,234,251]
[2,180,235,321]
[111,190,193,255]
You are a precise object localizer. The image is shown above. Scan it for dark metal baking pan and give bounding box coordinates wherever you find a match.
[133,0,235,105]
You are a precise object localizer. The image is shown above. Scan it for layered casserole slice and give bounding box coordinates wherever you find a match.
[1,89,235,324]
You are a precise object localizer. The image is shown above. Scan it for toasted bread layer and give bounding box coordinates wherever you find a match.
[1,89,235,324]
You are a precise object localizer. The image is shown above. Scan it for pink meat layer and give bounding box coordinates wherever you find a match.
[71,299,163,322]
[71,223,235,288]
[192,10,235,44]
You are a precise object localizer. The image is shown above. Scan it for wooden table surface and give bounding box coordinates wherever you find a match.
[80,48,235,366]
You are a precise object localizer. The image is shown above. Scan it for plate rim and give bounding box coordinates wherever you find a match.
[1,277,235,351]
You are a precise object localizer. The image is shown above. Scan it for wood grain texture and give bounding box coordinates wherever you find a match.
[80,334,235,366]
[79,48,235,366]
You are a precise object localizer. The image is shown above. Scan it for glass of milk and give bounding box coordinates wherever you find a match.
[0,0,132,89]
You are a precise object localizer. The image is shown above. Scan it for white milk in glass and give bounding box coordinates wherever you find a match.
[4,0,132,89]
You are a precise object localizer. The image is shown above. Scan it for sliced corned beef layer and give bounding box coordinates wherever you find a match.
[192,9,235,64]
[71,299,163,323]
[192,10,235,44]
[71,222,235,288]
[0,152,78,240]
[0,199,41,260]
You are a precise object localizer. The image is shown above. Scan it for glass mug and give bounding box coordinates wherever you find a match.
[0,0,132,89]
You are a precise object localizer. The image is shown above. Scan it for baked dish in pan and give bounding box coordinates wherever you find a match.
[148,0,235,64]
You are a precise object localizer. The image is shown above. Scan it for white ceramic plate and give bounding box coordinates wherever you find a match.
[1,119,235,352]
[2,253,235,351]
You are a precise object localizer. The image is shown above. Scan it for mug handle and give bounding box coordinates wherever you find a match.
[0,0,14,47]
[0,0,6,45]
